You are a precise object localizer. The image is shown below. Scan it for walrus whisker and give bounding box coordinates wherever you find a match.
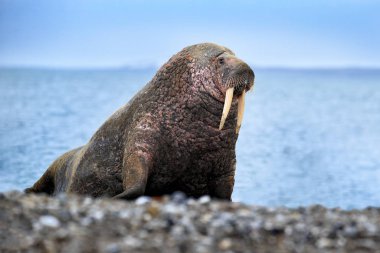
[219,87,234,130]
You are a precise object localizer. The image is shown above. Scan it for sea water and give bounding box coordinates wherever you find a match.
[1,68,379,209]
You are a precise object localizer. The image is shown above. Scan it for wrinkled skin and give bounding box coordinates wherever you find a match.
[25,43,255,200]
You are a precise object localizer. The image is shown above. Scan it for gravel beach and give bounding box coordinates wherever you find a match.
[1,191,379,253]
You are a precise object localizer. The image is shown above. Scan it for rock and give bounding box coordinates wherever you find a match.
[198,195,211,204]
[135,196,151,205]
[36,215,60,228]
[218,238,232,250]
[171,191,187,204]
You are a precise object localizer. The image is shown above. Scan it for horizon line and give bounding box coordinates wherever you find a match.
[1,64,380,72]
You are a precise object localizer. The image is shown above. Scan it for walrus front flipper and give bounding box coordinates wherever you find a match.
[208,174,235,201]
[112,153,151,200]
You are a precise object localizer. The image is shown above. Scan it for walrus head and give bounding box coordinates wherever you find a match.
[184,43,254,134]
[154,43,254,135]
[212,48,254,133]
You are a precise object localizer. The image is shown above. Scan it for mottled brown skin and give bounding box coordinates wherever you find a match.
[25,43,255,200]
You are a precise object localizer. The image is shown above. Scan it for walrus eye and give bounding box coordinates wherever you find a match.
[218,57,225,65]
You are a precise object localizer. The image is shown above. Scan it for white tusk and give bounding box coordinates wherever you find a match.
[236,89,246,134]
[219,87,234,130]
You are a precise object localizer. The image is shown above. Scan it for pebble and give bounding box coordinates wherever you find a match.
[198,195,211,204]
[38,215,60,228]
[171,191,187,204]
[317,238,334,248]
[218,238,232,250]
[135,196,151,205]
[105,243,121,253]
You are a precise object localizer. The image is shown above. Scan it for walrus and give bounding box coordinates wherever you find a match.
[25,43,255,200]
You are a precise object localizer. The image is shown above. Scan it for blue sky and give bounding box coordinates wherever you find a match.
[0,0,379,68]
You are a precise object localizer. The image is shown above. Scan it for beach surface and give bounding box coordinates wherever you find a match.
[1,191,379,253]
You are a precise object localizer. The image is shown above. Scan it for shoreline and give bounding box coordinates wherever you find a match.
[1,191,380,253]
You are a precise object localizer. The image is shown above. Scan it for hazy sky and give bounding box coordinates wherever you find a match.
[0,0,379,68]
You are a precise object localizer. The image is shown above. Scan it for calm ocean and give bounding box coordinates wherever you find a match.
[1,68,379,209]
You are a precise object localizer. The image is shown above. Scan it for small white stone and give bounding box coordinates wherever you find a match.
[39,215,60,228]
[91,210,104,220]
[219,238,232,250]
[83,197,92,206]
[164,203,183,214]
[119,210,131,219]
[317,238,334,249]
[80,217,93,226]
[123,236,143,248]
[135,196,151,205]
[198,195,211,204]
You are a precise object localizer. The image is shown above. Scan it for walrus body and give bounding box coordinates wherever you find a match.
[26,43,255,200]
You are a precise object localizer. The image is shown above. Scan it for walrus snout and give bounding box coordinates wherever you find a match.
[232,65,255,95]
